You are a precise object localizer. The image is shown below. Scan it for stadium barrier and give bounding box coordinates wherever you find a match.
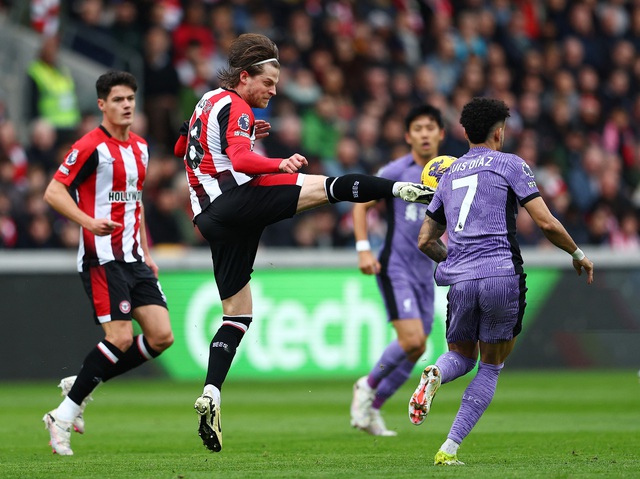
[0,248,638,380]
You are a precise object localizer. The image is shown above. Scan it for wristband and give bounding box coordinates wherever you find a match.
[355,240,371,252]
[571,248,585,261]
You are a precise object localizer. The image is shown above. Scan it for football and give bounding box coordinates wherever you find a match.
[421,155,457,189]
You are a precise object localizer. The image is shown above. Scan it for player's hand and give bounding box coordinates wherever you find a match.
[573,256,594,284]
[145,254,159,278]
[90,218,122,236]
[255,119,271,140]
[279,153,308,173]
[358,250,380,275]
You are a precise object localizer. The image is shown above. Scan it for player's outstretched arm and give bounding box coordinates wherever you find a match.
[524,196,594,284]
[417,215,447,263]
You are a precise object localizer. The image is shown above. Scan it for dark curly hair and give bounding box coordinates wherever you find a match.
[460,97,510,144]
[218,33,280,88]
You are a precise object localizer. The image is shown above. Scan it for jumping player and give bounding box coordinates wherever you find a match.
[175,33,432,453]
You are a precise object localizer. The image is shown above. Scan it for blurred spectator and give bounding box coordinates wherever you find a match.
[301,95,342,162]
[610,209,640,250]
[68,0,117,67]
[0,122,28,186]
[108,0,144,54]
[26,119,58,175]
[171,0,215,65]
[31,0,60,36]
[425,32,460,96]
[145,182,186,246]
[142,26,181,154]
[26,34,81,146]
[0,188,17,248]
[176,39,216,121]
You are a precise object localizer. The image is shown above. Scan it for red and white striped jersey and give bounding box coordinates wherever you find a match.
[183,88,257,217]
[54,126,148,271]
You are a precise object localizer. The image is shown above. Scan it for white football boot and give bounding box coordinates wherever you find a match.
[409,365,441,425]
[194,394,222,452]
[363,409,398,437]
[43,409,73,456]
[58,375,92,434]
[396,183,436,204]
[350,376,376,429]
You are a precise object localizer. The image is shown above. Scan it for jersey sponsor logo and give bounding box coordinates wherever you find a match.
[58,165,70,175]
[522,162,535,178]
[238,113,250,131]
[108,190,143,202]
[119,300,131,314]
[65,149,79,166]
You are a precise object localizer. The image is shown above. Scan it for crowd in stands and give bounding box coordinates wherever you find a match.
[1,0,640,251]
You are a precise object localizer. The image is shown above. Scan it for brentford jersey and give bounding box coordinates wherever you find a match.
[54,126,148,271]
[183,88,256,217]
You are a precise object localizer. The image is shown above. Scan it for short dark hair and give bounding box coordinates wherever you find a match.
[218,33,280,88]
[405,104,444,131]
[95,71,137,100]
[460,97,510,143]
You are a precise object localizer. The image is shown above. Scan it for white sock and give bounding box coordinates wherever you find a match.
[56,396,81,422]
[391,182,409,197]
[441,438,460,455]
[203,385,221,406]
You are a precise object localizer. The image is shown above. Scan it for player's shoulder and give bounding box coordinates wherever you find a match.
[72,127,107,151]
[378,154,413,175]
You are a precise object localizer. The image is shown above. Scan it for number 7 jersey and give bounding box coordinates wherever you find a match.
[426,146,540,286]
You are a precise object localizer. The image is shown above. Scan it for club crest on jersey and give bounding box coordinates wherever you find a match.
[119,300,131,314]
[238,113,250,131]
[522,162,535,178]
[65,149,79,166]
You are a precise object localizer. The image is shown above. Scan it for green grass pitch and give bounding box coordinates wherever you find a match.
[1,370,638,478]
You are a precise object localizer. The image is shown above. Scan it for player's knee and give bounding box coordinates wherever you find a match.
[400,335,427,358]
[106,334,134,352]
[149,330,174,353]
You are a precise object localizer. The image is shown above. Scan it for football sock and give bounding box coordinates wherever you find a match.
[448,361,503,444]
[367,340,407,388]
[102,335,160,382]
[203,385,221,405]
[66,340,124,408]
[56,396,81,422]
[325,175,396,203]
[205,315,252,390]
[373,358,414,409]
[441,438,460,455]
[436,351,477,384]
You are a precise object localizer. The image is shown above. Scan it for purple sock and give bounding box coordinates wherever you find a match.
[367,340,407,389]
[372,358,415,409]
[448,362,503,444]
[435,351,477,384]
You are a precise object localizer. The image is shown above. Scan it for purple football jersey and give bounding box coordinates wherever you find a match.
[426,146,540,286]
[376,154,435,323]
